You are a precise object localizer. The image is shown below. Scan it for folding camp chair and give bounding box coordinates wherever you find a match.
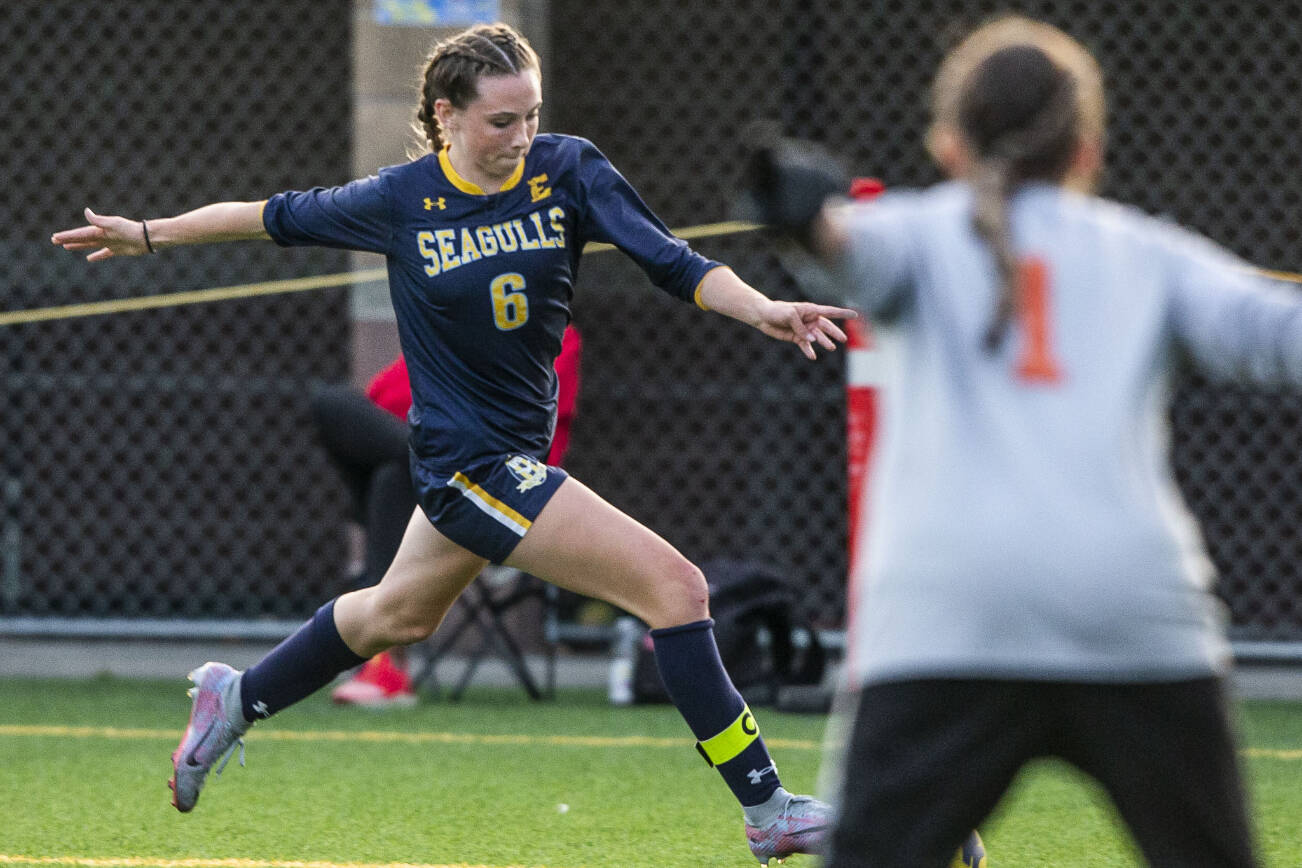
[409,565,558,700]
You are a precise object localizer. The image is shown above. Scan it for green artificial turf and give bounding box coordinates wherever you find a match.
[1,676,1298,867]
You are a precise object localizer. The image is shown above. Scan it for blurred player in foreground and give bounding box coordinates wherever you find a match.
[743,13,1277,868]
[52,21,854,864]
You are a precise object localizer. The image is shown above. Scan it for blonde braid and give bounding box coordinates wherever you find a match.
[415,78,442,154]
[961,50,1081,351]
[971,156,1018,351]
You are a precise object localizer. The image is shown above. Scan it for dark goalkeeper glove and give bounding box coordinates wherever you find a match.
[735,130,849,249]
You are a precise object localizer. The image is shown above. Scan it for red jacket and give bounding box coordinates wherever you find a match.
[366,324,583,466]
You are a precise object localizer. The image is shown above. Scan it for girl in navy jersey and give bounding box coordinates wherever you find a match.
[746,14,1280,868]
[52,22,852,864]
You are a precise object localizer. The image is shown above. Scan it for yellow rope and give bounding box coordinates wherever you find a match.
[5,221,762,327]
[10,218,1301,326]
[0,269,388,327]
[1252,267,1302,285]
[580,219,758,253]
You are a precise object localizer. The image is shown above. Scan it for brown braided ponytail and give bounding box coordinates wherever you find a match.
[928,17,1105,351]
[412,23,541,156]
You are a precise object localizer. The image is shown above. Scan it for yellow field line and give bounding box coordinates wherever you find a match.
[0,723,818,751]
[0,856,555,868]
[3,722,1297,758]
[1241,746,1302,760]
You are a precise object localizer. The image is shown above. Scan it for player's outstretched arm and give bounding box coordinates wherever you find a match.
[697,265,855,360]
[51,201,270,261]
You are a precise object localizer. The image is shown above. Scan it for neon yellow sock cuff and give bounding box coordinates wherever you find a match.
[694,704,759,767]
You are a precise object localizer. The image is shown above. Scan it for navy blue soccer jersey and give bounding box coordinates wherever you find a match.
[262,133,722,470]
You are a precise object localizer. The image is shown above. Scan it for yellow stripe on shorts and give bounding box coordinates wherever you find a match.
[694,704,759,767]
[449,472,532,536]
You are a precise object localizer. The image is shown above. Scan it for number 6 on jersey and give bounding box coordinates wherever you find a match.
[490,272,529,331]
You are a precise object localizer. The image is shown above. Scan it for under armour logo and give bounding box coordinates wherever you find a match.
[251,700,271,719]
[424,196,446,211]
[747,763,777,785]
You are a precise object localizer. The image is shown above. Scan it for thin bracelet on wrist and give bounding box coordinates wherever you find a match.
[141,219,156,254]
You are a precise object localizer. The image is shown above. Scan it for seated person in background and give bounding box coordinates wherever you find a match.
[316,323,583,706]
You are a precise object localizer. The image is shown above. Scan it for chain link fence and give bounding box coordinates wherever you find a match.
[3,1,1301,648]
[1,0,354,629]
[550,0,1302,643]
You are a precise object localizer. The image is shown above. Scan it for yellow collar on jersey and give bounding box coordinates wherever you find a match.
[439,145,526,195]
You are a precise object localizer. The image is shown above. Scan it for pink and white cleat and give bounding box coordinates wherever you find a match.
[168,662,248,812]
[745,793,833,864]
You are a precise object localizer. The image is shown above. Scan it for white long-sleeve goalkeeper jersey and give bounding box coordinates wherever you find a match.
[825,180,1302,686]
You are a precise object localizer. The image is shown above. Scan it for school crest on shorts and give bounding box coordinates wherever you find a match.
[505,454,548,492]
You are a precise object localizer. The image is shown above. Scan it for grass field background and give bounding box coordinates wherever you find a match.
[1,676,1299,867]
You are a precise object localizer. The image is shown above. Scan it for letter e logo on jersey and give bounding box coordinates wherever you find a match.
[527,174,552,203]
[506,454,548,492]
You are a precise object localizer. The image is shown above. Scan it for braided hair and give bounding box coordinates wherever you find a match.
[413,23,541,155]
[929,17,1105,351]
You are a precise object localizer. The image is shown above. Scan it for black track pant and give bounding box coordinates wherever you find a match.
[309,384,414,587]
[826,677,1257,868]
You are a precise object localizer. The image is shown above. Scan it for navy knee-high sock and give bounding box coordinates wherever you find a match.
[652,619,781,807]
[239,599,367,722]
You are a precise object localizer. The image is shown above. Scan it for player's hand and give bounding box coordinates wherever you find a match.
[51,207,151,261]
[756,299,856,360]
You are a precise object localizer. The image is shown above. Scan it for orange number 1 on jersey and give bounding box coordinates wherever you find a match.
[1015,257,1063,383]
